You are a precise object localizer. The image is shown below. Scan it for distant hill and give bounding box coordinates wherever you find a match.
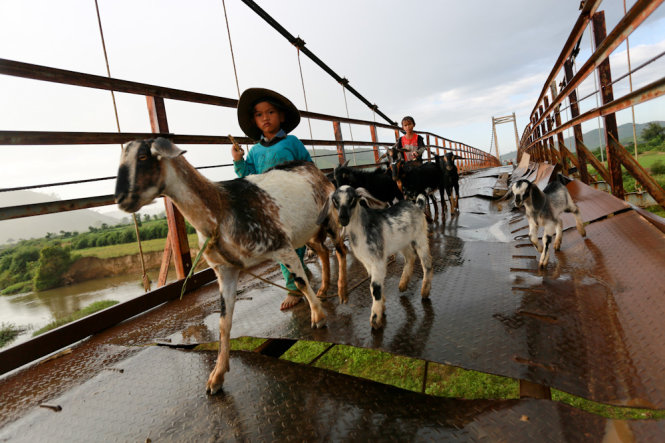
[499,120,665,162]
[0,191,121,245]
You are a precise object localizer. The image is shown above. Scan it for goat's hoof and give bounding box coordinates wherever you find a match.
[338,294,348,304]
[311,318,327,329]
[370,313,384,329]
[206,373,225,395]
[398,282,408,292]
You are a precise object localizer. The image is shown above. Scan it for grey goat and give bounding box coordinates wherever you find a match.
[317,185,433,329]
[510,176,586,268]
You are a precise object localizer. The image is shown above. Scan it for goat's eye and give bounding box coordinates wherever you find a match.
[332,199,339,209]
[138,154,148,161]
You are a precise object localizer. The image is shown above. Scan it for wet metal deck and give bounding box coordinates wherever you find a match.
[2,166,665,440]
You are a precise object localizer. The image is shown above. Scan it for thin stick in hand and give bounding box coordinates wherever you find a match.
[228,134,244,154]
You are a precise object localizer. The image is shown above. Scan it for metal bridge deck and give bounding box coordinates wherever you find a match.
[2,165,665,441]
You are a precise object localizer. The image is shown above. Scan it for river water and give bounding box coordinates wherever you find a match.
[0,269,173,349]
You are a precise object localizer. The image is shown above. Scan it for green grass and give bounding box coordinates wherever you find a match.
[0,322,26,347]
[645,205,665,218]
[426,362,518,399]
[552,390,664,420]
[75,234,199,259]
[636,151,665,169]
[585,152,665,208]
[272,340,665,420]
[311,344,425,392]
[1,280,33,295]
[32,300,119,337]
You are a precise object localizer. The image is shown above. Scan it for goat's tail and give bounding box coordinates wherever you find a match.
[415,194,428,211]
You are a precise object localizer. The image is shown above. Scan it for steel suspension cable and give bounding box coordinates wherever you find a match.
[590,27,605,162]
[221,0,241,98]
[295,46,317,159]
[341,83,357,165]
[94,0,150,292]
[623,0,639,162]
[239,0,397,126]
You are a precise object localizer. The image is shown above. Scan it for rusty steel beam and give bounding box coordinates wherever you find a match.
[0,59,495,162]
[0,268,216,376]
[147,96,192,281]
[524,0,664,142]
[369,125,380,163]
[0,58,397,131]
[525,73,665,150]
[0,58,237,108]
[542,97,558,165]
[527,0,602,122]
[575,137,611,184]
[0,195,115,221]
[609,132,665,209]
[333,120,345,165]
[549,82,571,174]
[0,130,397,149]
[593,11,624,199]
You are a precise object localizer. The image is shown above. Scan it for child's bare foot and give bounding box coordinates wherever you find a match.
[280,292,303,310]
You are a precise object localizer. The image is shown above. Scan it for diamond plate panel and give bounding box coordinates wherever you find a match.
[2,347,664,442]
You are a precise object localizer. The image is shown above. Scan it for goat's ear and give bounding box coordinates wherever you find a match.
[454,155,465,160]
[150,137,186,159]
[356,188,387,209]
[341,159,350,167]
[316,196,332,225]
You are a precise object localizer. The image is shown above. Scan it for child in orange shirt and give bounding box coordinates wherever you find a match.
[395,116,426,161]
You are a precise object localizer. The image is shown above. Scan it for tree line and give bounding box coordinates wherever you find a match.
[0,213,195,295]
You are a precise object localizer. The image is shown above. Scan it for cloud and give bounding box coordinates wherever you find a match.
[409,71,546,129]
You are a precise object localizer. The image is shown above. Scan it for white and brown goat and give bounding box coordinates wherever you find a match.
[114,138,347,394]
[318,186,433,329]
[509,176,586,268]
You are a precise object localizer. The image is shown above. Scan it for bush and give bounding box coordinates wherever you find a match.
[73,237,90,250]
[32,244,75,291]
[1,280,33,295]
[7,246,40,275]
[33,300,119,336]
[121,228,136,243]
[1,322,25,348]
[650,160,665,175]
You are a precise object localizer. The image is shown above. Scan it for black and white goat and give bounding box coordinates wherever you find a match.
[317,185,433,329]
[114,138,347,394]
[334,160,404,205]
[509,176,586,268]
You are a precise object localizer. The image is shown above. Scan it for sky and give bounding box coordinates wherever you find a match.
[1,0,664,214]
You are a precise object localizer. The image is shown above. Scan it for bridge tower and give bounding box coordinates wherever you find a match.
[491,113,520,162]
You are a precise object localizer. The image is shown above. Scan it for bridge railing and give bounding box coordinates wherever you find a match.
[519,0,665,210]
[0,56,499,374]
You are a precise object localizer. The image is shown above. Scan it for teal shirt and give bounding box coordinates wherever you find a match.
[234,134,313,177]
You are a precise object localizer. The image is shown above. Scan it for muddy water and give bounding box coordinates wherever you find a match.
[0,268,175,349]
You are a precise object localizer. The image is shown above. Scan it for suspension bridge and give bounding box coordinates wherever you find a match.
[1,0,665,440]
